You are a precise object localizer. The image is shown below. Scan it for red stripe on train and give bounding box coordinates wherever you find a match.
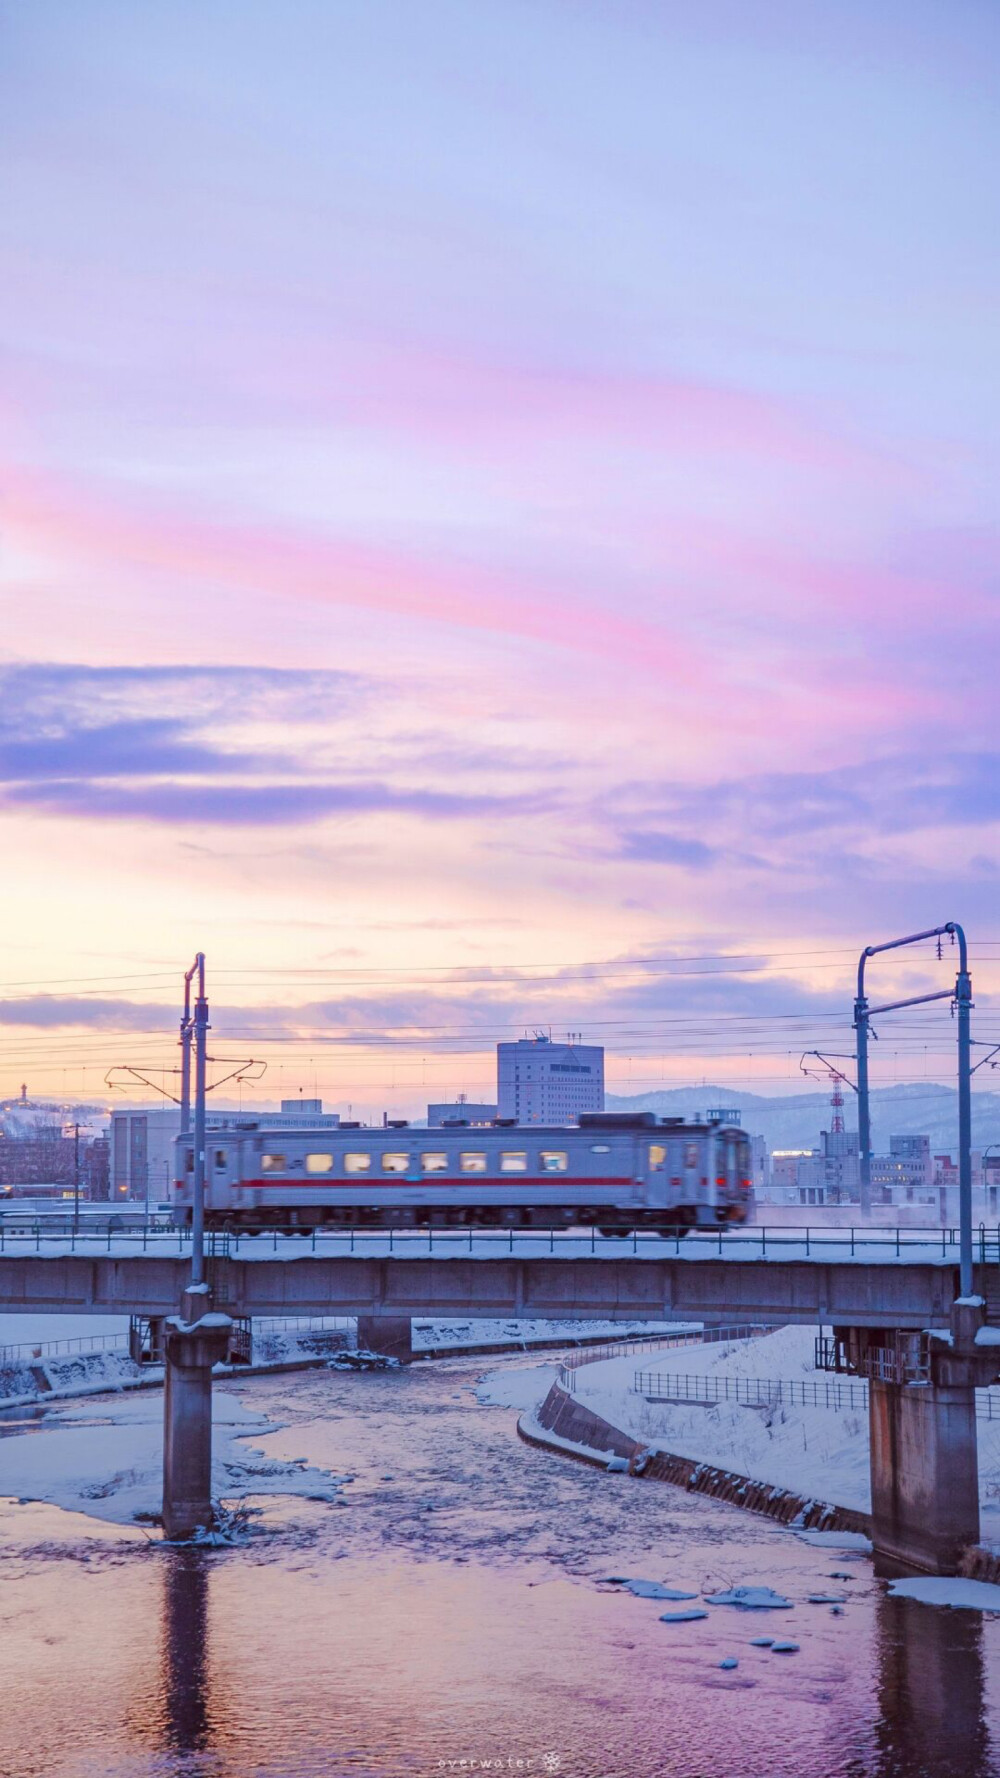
[237,1175,636,1190]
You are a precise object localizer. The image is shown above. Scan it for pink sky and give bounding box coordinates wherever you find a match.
[1,0,998,1113]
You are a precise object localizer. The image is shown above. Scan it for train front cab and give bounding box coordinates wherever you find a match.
[715,1125,752,1224]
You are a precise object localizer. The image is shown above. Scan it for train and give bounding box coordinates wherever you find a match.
[171,1111,753,1237]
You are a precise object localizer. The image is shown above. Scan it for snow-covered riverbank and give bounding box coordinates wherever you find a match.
[0,1389,346,1525]
[562,1327,1000,1551]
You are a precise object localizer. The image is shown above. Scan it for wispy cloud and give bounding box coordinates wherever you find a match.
[2,777,551,826]
[0,661,556,826]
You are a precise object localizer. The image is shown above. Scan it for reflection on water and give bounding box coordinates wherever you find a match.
[872,1591,991,1778]
[162,1549,211,1755]
[1,1357,999,1778]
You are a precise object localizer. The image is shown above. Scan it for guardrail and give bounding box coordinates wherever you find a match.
[0,1220,998,1261]
[635,1369,870,1412]
[632,1366,1000,1423]
[254,1315,353,1336]
[0,1314,354,1372]
[0,1332,130,1365]
[559,1324,776,1393]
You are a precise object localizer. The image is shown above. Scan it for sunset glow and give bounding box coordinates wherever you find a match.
[2,1,998,1112]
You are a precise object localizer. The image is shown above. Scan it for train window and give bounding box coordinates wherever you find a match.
[540,1151,568,1173]
[305,1153,334,1174]
[214,1150,227,1170]
[421,1152,449,1173]
[649,1145,666,1171]
[590,1144,610,1154]
[500,1151,527,1172]
[460,1152,487,1173]
[261,1153,286,1173]
[684,1143,699,1168]
[381,1152,409,1173]
[344,1152,372,1173]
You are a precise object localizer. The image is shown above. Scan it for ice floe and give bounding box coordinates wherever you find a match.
[887,1576,1000,1612]
[705,1585,793,1610]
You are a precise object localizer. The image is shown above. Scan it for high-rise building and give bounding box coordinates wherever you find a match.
[496,1036,604,1125]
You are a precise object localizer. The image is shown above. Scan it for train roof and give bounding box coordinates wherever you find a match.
[194,1114,742,1137]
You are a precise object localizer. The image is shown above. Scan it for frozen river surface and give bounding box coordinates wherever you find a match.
[2,1354,1000,1778]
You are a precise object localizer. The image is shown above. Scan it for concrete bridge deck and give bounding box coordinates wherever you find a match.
[0,1239,982,1328]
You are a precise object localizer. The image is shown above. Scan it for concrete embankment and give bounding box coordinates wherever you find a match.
[0,1325,662,1411]
[0,1347,343,1411]
[519,1376,872,1536]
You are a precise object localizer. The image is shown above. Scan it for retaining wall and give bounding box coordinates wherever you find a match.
[522,1378,871,1535]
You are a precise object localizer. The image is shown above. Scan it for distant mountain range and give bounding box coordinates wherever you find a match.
[605,1083,1000,1155]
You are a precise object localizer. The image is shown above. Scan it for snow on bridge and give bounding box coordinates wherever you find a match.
[0,1222,983,1328]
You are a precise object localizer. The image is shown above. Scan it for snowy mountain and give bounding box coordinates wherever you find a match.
[605,1082,1000,1154]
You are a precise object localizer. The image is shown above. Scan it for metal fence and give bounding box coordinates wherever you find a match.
[632,1366,1000,1422]
[253,1315,353,1340]
[0,1332,130,1365]
[3,1216,989,1258]
[0,1314,352,1370]
[559,1324,776,1393]
[634,1369,870,1412]
[2,1219,997,1260]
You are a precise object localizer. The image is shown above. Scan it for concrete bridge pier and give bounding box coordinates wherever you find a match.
[862,1300,998,1574]
[869,1377,980,1574]
[356,1315,413,1362]
[162,1306,232,1541]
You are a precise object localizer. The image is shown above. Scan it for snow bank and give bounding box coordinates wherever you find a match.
[571,1327,872,1514]
[475,1364,558,1409]
[0,1349,146,1408]
[412,1316,681,1351]
[560,1326,1000,1549]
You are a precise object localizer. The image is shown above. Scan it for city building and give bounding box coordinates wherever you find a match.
[496,1036,604,1125]
[930,1150,994,1222]
[110,1099,340,1201]
[768,1133,859,1207]
[427,1099,497,1126]
[769,1150,813,1196]
[871,1134,934,1206]
[0,1127,108,1194]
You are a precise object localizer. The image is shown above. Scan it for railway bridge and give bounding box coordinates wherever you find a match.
[2,1227,999,1573]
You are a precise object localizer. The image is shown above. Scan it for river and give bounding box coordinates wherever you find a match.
[2,1353,999,1778]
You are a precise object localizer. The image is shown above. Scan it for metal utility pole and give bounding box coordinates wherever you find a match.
[854,986,872,1217]
[183,954,209,1292]
[179,972,194,1137]
[72,1122,81,1234]
[855,923,972,1296]
[956,942,973,1299]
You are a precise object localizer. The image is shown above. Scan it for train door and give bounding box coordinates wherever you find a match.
[208,1139,236,1214]
[681,1137,703,1211]
[645,1139,668,1208]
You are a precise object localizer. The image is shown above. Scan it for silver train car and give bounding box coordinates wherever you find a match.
[172,1111,752,1237]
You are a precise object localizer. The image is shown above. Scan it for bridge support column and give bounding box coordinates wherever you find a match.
[356,1315,413,1362]
[869,1378,979,1574]
[868,1298,997,1575]
[162,1310,232,1541]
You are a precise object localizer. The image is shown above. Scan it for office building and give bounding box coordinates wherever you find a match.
[427,1100,498,1126]
[496,1036,604,1125]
